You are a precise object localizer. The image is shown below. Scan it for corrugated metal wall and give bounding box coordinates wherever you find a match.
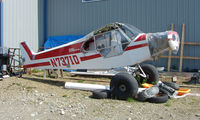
[0,1,2,47]
[45,0,200,71]
[3,0,39,51]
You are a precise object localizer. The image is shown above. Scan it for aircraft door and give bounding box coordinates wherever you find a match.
[95,30,129,58]
[95,32,111,57]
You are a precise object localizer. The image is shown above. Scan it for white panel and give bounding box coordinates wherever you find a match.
[3,0,38,51]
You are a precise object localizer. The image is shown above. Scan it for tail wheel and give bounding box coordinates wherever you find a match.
[110,72,138,100]
[140,64,159,84]
[92,89,111,99]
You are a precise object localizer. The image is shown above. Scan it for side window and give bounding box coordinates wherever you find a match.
[82,37,95,52]
[95,34,105,50]
[95,32,112,50]
[95,32,112,57]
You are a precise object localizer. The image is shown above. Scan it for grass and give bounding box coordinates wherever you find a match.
[32,74,43,78]
[127,97,136,102]
[25,86,37,90]
[32,69,42,73]
[6,83,21,89]
[6,83,36,92]
[77,80,84,83]
[13,83,21,86]
[47,75,56,79]
[165,100,171,107]
[62,94,68,97]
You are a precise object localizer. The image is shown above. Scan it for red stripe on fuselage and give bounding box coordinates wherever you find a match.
[134,34,146,42]
[125,43,148,51]
[34,42,83,60]
[80,54,101,61]
[23,62,51,68]
[21,42,33,60]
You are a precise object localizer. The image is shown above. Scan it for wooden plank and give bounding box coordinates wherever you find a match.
[183,56,200,60]
[179,24,185,72]
[179,85,200,88]
[160,55,200,60]
[167,24,174,72]
[184,42,200,45]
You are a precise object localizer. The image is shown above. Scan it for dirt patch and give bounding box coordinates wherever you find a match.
[0,73,200,120]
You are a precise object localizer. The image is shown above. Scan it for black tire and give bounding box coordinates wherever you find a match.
[137,86,159,102]
[141,64,159,84]
[110,72,138,100]
[147,94,168,103]
[137,92,147,102]
[159,87,170,98]
[92,89,110,99]
[163,82,180,90]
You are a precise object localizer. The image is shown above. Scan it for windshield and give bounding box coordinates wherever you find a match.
[120,23,142,40]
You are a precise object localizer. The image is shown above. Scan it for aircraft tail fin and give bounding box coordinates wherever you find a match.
[20,42,35,67]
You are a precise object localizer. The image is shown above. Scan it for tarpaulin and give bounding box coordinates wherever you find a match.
[44,35,85,50]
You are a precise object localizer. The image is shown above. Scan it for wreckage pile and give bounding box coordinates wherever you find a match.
[91,81,186,103]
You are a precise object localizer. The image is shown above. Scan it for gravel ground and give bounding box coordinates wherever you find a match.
[0,73,200,120]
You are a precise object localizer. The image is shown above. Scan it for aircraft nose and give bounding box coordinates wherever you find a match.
[168,31,180,54]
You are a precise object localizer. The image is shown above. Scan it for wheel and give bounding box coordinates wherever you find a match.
[147,93,168,103]
[92,89,110,99]
[110,72,138,100]
[140,64,159,84]
[162,82,180,90]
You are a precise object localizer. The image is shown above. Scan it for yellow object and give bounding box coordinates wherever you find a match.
[141,83,153,88]
[141,83,191,96]
[177,88,191,96]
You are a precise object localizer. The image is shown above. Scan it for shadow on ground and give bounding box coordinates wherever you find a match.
[22,77,65,87]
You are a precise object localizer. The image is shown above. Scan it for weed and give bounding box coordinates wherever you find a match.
[165,101,171,107]
[15,83,21,86]
[47,75,56,79]
[32,69,41,73]
[62,94,68,97]
[127,97,135,102]
[33,74,43,78]
[78,80,84,83]
[25,86,36,90]
[6,83,21,89]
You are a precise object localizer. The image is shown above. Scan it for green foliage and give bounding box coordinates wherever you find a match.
[78,80,84,83]
[25,86,36,90]
[47,75,56,78]
[62,94,68,97]
[32,69,42,73]
[165,100,171,107]
[127,97,135,102]
[135,74,147,85]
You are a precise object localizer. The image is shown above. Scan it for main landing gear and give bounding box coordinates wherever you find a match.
[110,64,159,100]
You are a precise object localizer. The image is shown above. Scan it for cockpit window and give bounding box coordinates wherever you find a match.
[115,30,129,50]
[93,30,130,58]
[120,24,142,40]
[120,25,135,39]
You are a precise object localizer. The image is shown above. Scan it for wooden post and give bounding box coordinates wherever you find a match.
[167,24,174,72]
[28,68,32,75]
[179,24,185,72]
[44,69,47,78]
[60,69,63,79]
